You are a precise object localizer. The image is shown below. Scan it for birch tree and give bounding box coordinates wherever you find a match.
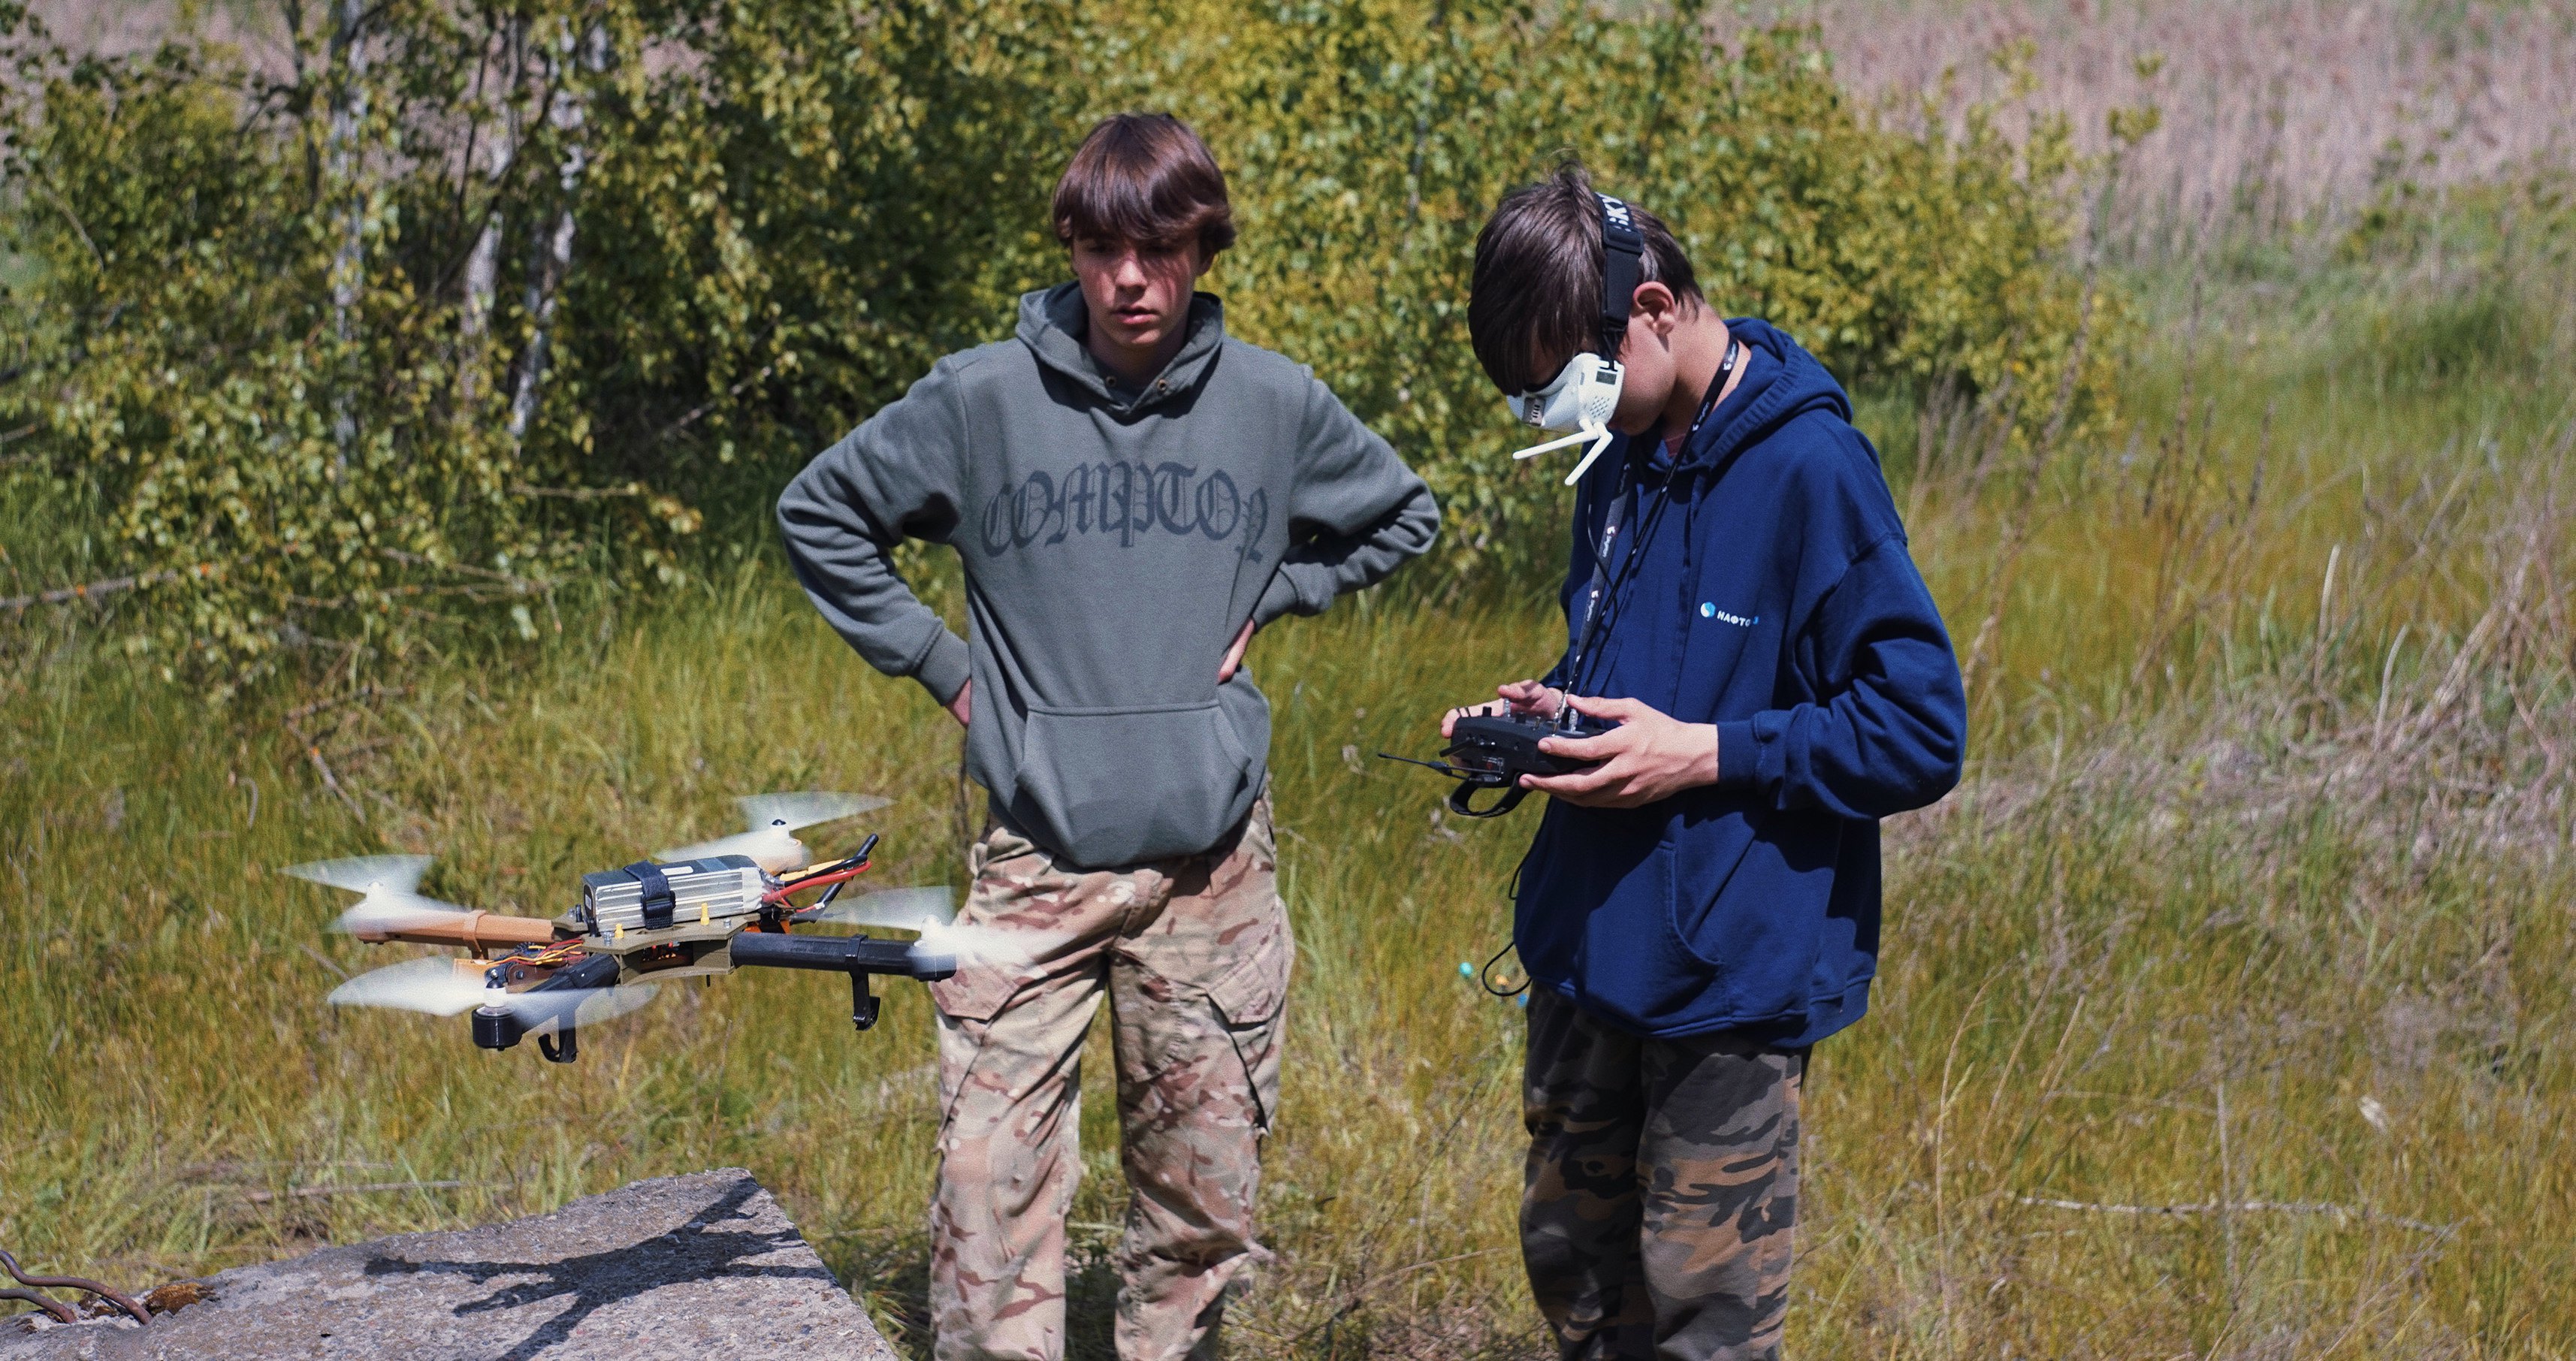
[325,0,371,465]
[506,20,605,445]
[458,14,526,409]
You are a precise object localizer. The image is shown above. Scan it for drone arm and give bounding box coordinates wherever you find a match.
[729,931,938,978]
[730,930,955,1034]
[352,910,558,953]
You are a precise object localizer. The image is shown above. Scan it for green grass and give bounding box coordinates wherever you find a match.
[5,236,2573,1356]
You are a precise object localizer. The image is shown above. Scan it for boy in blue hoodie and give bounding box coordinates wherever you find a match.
[1445,164,1967,1359]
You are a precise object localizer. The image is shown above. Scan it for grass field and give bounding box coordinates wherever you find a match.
[7,9,2576,1354]
[8,255,2571,1357]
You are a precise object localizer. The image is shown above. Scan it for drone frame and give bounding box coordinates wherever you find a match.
[315,816,954,1065]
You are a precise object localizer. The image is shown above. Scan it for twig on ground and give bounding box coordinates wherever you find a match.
[0,1287,77,1324]
[0,1248,147,1324]
[285,684,409,723]
[1267,1248,1506,1344]
[282,715,364,818]
[240,1180,474,1204]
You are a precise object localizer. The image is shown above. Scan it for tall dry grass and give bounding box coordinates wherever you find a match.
[1736,0,2576,264]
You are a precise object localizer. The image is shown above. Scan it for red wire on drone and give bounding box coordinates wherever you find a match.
[763,859,872,904]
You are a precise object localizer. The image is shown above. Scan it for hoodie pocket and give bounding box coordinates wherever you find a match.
[1665,809,1840,1018]
[1013,700,1255,868]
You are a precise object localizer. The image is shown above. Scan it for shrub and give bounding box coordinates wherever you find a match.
[1143,0,2115,569]
[0,0,2109,692]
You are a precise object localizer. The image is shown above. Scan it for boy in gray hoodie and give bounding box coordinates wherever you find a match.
[777,114,1438,1361]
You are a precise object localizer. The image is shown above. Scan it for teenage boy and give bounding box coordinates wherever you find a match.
[779,114,1438,1361]
[1447,164,1966,1360]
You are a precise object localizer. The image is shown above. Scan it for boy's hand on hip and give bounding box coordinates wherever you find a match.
[1442,679,1563,737]
[1219,619,1256,683]
[1524,694,1719,808]
[946,679,973,729]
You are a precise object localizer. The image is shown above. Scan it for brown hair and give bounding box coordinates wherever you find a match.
[1052,113,1237,259]
[1468,161,1701,396]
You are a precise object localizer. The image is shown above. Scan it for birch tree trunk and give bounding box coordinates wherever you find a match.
[325,0,370,466]
[506,21,605,445]
[458,18,525,409]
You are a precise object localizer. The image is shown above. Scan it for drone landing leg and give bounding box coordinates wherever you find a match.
[850,971,880,1032]
[538,1027,578,1064]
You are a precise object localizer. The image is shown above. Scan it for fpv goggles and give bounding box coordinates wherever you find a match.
[1508,192,1646,485]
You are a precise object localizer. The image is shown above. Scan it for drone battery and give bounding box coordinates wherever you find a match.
[581,856,764,934]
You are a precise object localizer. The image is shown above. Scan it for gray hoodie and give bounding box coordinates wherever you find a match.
[778,284,1439,868]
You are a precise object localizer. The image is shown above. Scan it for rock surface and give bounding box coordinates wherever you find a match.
[3,1169,894,1360]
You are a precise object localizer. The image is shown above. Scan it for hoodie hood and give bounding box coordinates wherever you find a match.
[1674,317,1859,475]
[1016,282,1229,414]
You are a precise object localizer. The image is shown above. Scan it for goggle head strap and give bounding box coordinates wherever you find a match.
[1596,193,1644,360]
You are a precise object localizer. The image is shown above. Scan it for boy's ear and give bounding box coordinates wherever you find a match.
[1632,281,1681,333]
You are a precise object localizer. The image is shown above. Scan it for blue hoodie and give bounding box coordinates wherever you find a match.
[1517,318,1966,1046]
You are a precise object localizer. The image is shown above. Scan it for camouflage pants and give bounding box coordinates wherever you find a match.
[928,798,1289,1361]
[1521,990,1805,1361]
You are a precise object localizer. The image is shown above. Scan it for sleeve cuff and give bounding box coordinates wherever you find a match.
[911,629,972,705]
[1252,569,1309,627]
[1714,720,1759,789]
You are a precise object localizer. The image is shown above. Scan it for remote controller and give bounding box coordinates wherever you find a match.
[1380,708,1616,817]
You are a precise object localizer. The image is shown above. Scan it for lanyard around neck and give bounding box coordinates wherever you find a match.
[1558,337,1744,708]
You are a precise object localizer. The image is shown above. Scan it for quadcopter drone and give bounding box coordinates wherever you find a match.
[292,793,976,1064]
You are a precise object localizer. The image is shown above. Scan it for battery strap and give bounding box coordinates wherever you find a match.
[621,861,676,929]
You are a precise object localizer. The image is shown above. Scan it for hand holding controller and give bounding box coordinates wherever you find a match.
[1391,685,1722,817]
[1385,680,1617,818]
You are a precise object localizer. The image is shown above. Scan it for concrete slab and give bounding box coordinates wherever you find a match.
[3,1169,893,1360]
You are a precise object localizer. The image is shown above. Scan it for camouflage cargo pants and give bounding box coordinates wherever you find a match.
[1521,990,1805,1361]
[927,798,1289,1361]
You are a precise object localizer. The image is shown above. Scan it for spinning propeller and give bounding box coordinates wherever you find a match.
[657,792,889,873]
[799,887,1058,971]
[287,854,557,951]
[796,884,957,931]
[328,955,660,1028]
[285,855,467,935]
